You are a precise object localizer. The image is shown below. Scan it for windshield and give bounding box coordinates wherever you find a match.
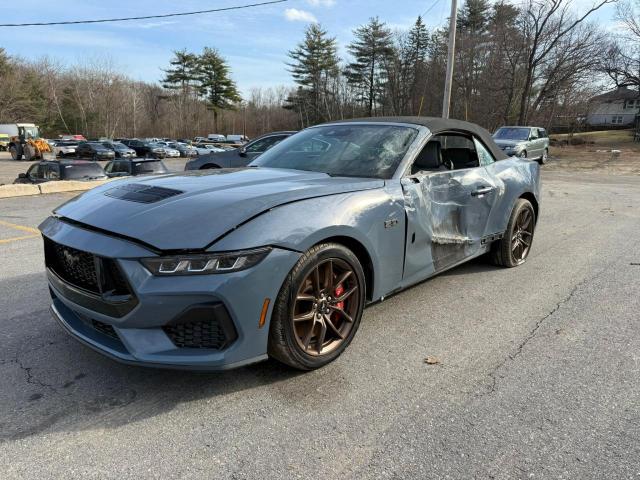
[19,126,40,139]
[133,161,168,174]
[494,127,530,141]
[251,124,418,179]
[62,163,105,180]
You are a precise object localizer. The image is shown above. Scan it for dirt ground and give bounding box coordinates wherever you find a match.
[546,129,640,176]
[1,130,640,185]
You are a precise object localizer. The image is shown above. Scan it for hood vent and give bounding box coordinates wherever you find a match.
[104,183,183,204]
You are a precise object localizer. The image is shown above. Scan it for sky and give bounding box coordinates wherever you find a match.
[0,0,618,95]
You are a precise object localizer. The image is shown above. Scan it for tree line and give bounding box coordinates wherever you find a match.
[0,0,630,139]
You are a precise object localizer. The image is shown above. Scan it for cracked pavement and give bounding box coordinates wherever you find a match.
[1,171,639,479]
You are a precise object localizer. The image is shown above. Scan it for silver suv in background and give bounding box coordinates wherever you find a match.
[493,126,549,164]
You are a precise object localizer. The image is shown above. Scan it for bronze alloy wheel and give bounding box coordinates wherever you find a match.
[511,205,534,263]
[292,258,360,356]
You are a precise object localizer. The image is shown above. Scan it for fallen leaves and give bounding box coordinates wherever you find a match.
[423,355,441,365]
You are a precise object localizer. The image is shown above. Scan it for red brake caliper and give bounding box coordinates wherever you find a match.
[334,284,345,319]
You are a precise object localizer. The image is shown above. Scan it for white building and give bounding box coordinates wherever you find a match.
[587,87,640,127]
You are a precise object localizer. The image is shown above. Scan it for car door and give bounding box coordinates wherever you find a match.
[528,128,542,158]
[401,134,499,281]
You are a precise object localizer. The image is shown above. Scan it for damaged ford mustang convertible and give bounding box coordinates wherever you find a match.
[40,117,540,371]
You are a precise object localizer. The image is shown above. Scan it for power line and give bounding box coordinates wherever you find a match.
[0,0,288,27]
[422,0,443,18]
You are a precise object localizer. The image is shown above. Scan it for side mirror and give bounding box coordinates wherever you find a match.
[239,147,247,157]
[18,173,27,178]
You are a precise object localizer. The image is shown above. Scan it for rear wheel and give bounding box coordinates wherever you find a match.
[538,148,549,165]
[268,243,365,370]
[9,145,21,161]
[518,150,527,158]
[491,199,536,267]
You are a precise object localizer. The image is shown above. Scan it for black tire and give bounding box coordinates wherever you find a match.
[518,150,527,158]
[491,198,536,268]
[268,243,366,370]
[538,148,549,165]
[9,145,21,161]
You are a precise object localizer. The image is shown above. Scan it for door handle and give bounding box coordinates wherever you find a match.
[471,186,494,196]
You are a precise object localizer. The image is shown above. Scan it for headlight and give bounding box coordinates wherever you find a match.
[141,247,271,276]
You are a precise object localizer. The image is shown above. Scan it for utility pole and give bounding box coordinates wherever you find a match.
[442,0,458,119]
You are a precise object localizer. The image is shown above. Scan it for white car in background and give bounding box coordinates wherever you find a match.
[154,142,180,158]
[193,143,227,155]
[52,140,78,158]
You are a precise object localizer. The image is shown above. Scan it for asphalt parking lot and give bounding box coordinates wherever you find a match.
[1,168,639,478]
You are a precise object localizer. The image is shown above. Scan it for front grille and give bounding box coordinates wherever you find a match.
[44,237,132,297]
[163,304,237,350]
[91,319,119,339]
[45,239,99,293]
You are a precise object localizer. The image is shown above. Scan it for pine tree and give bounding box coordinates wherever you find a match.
[458,0,491,35]
[406,16,430,114]
[162,49,199,94]
[345,17,394,116]
[287,23,339,125]
[196,47,241,133]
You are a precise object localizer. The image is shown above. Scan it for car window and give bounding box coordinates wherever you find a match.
[537,128,547,138]
[493,127,530,141]
[104,162,114,173]
[134,161,168,174]
[473,138,495,166]
[47,163,60,180]
[433,134,480,170]
[529,129,538,140]
[245,135,286,153]
[62,163,105,180]
[27,164,43,179]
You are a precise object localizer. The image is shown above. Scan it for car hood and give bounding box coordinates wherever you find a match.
[493,139,526,148]
[53,167,384,251]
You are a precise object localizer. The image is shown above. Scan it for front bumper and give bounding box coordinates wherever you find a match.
[40,216,301,370]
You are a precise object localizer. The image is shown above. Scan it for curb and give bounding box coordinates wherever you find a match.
[0,179,113,199]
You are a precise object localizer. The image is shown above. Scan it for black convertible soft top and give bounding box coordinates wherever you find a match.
[329,116,508,161]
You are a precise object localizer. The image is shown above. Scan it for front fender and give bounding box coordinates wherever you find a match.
[209,185,407,300]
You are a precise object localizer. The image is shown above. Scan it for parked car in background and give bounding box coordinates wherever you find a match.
[192,143,227,156]
[152,142,180,158]
[207,134,226,142]
[14,160,107,183]
[52,140,78,158]
[102,141,136,158]
[40,117,540,371]
[193,136,206,143]
[120,139,166,158]
[59,134,86,142]
[226,134,249,144]
[163,141,197,157]
[104,158,169,177]
[75,141,116,161]
[185,131,295,170]
[493,126,550,164]
[0,133,10,151]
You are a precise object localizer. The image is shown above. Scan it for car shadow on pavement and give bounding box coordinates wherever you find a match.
[0,272,303,443]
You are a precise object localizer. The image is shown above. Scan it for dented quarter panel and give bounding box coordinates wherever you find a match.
[484,157,541,235]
